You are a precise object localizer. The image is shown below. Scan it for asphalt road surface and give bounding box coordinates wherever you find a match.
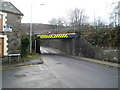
[2,47,119,88]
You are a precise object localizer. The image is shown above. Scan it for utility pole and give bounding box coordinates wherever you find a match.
[30,4,32,54]
[30,3,45,54]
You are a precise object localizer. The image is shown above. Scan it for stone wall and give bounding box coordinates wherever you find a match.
[4,13,21,54]
[2,13,22,63]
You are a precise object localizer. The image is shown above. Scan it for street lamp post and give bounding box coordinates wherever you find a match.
[30,4,32,54]
[30,3,44,54]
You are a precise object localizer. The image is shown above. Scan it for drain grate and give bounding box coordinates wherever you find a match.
[15,74,26,78]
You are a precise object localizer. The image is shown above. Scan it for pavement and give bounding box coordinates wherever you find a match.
[1,57,43,70]
[70,56,119,69]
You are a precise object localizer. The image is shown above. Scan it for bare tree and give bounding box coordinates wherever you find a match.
[57,17,64,26]
[118,1,120,26]
[48,18,58,25]
[48,17,67,32]
[95,17,106,29]
[69,8,89,30]
[109,2,119,27]
[49,17,66,26]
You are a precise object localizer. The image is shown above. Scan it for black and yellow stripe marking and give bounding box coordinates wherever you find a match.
[40,34,69,39]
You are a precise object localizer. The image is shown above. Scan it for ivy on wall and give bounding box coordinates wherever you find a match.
[21,35,30,57]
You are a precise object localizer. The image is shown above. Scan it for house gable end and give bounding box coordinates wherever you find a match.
[0,1,23,16]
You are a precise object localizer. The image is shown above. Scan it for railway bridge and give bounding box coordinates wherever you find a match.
[35,32,95,58]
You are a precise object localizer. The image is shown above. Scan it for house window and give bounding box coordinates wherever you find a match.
[0,15,3,32]
[0,38,4,57]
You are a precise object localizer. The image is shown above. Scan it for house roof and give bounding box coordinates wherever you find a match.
[0,0,23,16]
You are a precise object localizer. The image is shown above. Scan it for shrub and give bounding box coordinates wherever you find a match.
[21,35,30,57]
[84,26,119,48]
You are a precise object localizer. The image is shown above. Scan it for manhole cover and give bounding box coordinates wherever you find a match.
[15,74,26,78]
[57,62,62,64]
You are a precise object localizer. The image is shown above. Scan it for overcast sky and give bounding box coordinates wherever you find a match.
[5,0,119,24]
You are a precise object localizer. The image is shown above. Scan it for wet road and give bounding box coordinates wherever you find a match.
[42,54,118,88]
[2,47,119,88]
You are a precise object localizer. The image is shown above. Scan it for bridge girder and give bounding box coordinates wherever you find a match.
[36,32,77,40]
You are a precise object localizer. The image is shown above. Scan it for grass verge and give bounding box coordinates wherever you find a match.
[20,53,40,62]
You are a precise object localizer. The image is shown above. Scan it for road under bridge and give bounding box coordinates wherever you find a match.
[35,32,95,58]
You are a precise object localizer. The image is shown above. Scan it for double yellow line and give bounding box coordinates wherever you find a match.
[0,64,34,70]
